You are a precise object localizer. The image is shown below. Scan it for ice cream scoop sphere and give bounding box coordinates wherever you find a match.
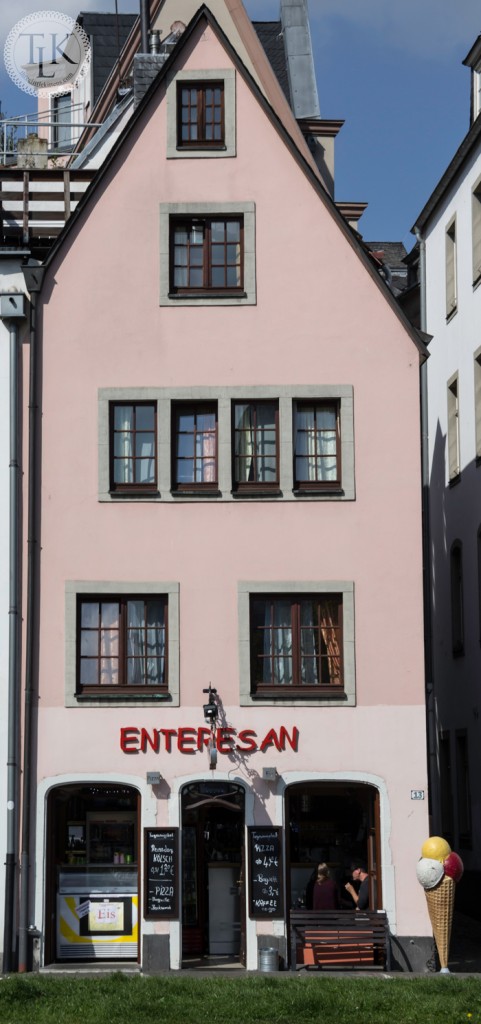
[416,857,444,889]
[443,851,464,882]
[421,836,451,862]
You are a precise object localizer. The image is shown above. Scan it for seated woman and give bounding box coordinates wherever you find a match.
[312,862,340,910]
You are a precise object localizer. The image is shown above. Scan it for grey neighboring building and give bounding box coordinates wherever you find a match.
[77,12,138,104]
[412,32,481,916]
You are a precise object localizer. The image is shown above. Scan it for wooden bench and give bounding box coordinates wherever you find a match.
[290,910,391,971]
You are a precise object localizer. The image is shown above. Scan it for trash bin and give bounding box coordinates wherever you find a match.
[258,946,279,972]
[27,927,42,972]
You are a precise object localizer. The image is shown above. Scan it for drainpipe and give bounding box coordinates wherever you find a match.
[1,293,27,973]
[18,265,44,973]
[415,227,436,821]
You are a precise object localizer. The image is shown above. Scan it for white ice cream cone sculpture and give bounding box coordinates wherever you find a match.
[416,836,464,973]
[424,875,455,970]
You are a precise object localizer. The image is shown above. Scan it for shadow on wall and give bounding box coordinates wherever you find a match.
[428,420,481,880]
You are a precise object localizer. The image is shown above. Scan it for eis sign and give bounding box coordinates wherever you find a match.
[120,725,299,755]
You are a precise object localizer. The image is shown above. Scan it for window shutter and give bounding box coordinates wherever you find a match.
[446,222,457,315]
[447,378,459,478]
[472,188,481,283]
[475,356,481,457]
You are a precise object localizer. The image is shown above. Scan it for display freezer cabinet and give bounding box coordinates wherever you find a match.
[56,868,138,960]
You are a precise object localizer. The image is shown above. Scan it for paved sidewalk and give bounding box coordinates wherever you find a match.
[445,912,481,974]
[35,910,481,978]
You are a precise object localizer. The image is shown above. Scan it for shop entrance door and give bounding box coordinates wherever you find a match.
[286,782,381,914]
[181,781,245,966]
[45,783,140,964]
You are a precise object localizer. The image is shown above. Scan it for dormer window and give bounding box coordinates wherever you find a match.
[177,82,224,147]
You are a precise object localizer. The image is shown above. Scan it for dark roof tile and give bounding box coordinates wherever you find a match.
[253,21,291,105]
[78,12,138,104]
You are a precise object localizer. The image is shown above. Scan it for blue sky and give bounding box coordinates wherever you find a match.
[1,0,481,249]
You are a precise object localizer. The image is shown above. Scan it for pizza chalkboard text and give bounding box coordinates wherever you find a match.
[248,827,283,918]
[144,828,178,919]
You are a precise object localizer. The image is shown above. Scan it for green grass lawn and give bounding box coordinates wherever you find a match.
[0,974,481,1024]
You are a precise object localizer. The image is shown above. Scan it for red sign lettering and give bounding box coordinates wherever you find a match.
[235,729,257,753]
[120,727,140,753]
[160,728,177,752]
[140,728,160,753]
[119,725,299,755]
[177,728,197,753]
[217,727,235,753]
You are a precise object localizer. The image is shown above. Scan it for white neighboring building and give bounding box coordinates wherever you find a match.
[0,267,10,963]
[0,259,28,971]
[0,165,92,969]
[413,33,481,911]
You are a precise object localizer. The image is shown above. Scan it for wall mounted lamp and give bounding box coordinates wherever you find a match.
[202,684,218,725]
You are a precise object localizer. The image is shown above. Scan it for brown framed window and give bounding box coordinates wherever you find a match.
[172,402,218,491]
[250,595,343,695]
[170,217,243,294]
[177,82,224,147]
[294,400,341,490]
[78,596,168,694]
[233,401,279,491]
[110,402,157,492]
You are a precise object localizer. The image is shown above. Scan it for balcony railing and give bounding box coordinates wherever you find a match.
[0,167,95,255]
[1,106,103,165]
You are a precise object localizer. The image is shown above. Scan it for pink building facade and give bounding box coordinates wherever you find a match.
[27,8,430,970]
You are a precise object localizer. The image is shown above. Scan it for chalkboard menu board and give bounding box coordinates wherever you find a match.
[248,827,284,918]
[144,828,179,919]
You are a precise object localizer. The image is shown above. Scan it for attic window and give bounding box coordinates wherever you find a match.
[166,69,236,160]
[177,82,224,147]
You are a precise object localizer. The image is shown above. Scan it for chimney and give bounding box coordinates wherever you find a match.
[133,26,184,108]
[133,53,167,108]
[280,0,320,119]
[17,134,48,170]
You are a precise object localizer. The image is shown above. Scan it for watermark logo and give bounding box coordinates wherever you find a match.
[4,10,91,96]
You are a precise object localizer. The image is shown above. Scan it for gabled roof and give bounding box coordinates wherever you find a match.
[463,34,481,69]
[365,242,408,270]
[43,5,427,361]
[73,0,317,173]
[413,113,481,233]
[365,242,408,297]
